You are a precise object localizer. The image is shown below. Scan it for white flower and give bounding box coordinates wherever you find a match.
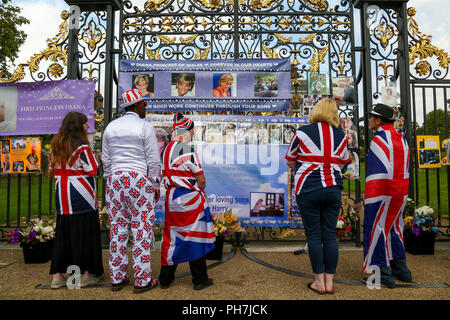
[42,226,54,235]
[336,220,345,228]
[415,206,434,217]
[415,206,427,216]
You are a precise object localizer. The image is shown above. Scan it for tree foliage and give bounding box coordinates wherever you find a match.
[0,0,29,78]
[416,108,450,143]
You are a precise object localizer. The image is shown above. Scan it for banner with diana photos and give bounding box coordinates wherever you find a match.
[147,114,309,227]
[119,59,291,112]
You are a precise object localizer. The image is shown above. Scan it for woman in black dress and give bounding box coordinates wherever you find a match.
[49,112,104,289]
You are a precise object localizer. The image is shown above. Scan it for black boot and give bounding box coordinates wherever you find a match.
[380,267,396,289]
[390,259,413,282]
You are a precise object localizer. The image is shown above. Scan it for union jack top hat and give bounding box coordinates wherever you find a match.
[120,89,145,108]
[173,112,194,134]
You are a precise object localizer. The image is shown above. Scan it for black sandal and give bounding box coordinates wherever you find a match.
[307,282,326,295]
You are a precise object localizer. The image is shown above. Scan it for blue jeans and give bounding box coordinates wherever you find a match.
[296,187,341,274]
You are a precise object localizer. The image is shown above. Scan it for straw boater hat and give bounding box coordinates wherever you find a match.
[173,112,194,135]
[120,89,145,108]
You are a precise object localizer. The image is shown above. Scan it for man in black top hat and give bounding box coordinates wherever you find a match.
[362,103,413,289]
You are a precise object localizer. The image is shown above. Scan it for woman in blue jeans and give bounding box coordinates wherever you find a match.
[285,99,350,294]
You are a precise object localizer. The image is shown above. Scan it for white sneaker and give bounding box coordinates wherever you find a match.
[51,277,67,289]
[81,275,99,288]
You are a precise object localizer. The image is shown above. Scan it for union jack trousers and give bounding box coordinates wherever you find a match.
[106,171,156,286]
[363,124,410,273]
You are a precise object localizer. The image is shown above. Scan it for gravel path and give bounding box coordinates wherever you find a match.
[0,243,449,300]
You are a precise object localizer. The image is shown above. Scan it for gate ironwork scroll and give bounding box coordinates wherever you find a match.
[2,0,448,242]
[117,0,361,243]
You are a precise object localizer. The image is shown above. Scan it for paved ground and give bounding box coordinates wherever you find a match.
[0,241,449,301]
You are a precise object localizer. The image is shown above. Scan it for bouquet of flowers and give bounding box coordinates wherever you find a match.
[8,218,56,247]
[211,209,245,237]
[404,205,438,236]
[336,196,359,240]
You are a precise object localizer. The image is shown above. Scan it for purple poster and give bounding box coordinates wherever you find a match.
[0,80,95,136]
[119,59,291,112]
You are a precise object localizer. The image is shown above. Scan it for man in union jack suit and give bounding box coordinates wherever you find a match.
[363,103,413,288]
[158,112,216,290]
[102,89,162,293]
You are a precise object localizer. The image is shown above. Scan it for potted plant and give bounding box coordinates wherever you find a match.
[404,203,439,255]
[207,209,245,260]
[7,218,56,264]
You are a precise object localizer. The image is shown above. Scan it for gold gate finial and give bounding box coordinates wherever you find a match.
[0,10,69,83]
[408,7,450,76]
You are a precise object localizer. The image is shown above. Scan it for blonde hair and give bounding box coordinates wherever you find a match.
[134,74,149,85]
[219,73,233,83]
[309,98,339,128]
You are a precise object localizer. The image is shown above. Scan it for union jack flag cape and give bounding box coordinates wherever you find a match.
[363,124,409,272]
[52,144,98,215]
[161,140,215,266]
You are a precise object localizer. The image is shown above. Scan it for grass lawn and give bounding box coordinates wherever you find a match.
[0,175,104,227]
[1,165,449,227]
[343,162,449,219]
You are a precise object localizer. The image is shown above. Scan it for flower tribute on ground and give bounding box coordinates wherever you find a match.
[8,218,56,246]
[336,196,359,240]
[404,198,438,236]
[211,209,245,237]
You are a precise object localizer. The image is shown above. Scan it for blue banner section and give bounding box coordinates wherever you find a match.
[148,114,306,227]
[119,59,291,112]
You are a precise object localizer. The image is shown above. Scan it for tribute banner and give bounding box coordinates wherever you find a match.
[417,135,441,169]
[1,137,41,173]
[119,59,291,112]
[0,80,95,136]
[148,114,307,227]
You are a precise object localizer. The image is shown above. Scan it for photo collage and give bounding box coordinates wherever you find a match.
[290,73,356,118]
[1,137,41,174]
[148,114,308,149]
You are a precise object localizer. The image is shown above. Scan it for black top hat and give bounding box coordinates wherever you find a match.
[368,103,395,121]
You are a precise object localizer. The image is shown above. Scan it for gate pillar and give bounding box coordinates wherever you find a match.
[64,0,122,127]
[354,0,415,199]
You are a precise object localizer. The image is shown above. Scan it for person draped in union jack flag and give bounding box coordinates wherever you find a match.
[285,99,350,295]
[102,89,162,294]
[362,103,413,288]
[158,112,215,291]
[49,112,104,289]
